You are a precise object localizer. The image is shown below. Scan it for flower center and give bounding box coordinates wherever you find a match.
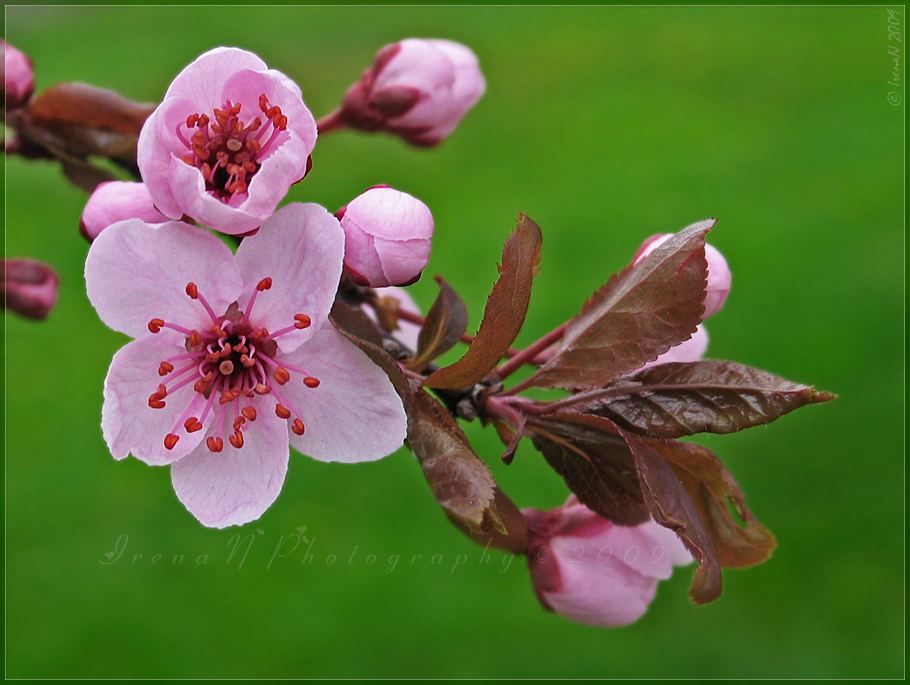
[147,278,319,453]
[177,94,288,202]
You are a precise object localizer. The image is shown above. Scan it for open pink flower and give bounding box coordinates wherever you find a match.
[85,203,407,528]
[138,47,317,235]
[524,496,692,628]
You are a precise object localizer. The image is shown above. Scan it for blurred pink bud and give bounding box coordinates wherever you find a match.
[3,40,34,111]
[3,258,59,320]
[336,186,434,287]
[634,233,731,319]
[79,181,170,242]
[523,496,692,628]
[639,324,709,371]
[341,39,486,146]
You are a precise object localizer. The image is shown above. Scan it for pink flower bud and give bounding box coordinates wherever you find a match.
[523,497,692,628]
[634,233,731,319]
[341,39,486,147]
[79,181,170,242]
[3,258,59,320]
[639,324,709,371]
[3,40,34,111]
[336,186,434,287]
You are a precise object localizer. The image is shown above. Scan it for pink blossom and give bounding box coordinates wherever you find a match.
[524,496,692,628]
[138,48,317,235]
[3,40,34,111]
[634,233,731,319]
[337,186,434,287]
[85,203,407,528]
[3,258,58,320]
[79,181,170,242]
[341,39,486,147]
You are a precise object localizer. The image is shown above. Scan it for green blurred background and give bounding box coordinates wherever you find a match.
[5,6,903,679]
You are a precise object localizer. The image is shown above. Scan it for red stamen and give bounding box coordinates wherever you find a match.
[148,318,164,333]
[189,330,203,348]
[206,437,224,453]
[164,434,180,450]
[148,397,166,409]
[273,367,290,385]
[184,417,203,433]
[158,362,175,376]
[275,404,292,419]
[294,314,311,329]
[229,431,244,449]
[254,383,271,395]
[186,282,199,299]
[292,419,305,436]
[257,277,273,291]
[241,406,257,421]
[304,377,320,388]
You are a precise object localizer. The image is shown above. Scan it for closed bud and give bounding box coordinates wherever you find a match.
[3,258,59,320]
[634,233,731,319]
[341,39,486,147]
[79,181,170,242]
[638,324,709,371]
[336,186,434,287]
[523,496,692,628]
[3,40,34,111]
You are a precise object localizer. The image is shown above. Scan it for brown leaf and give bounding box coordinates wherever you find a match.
[423,214,542,389]
[577,360,837,438]
[60,160,119,194]
[29,83,155,135]
[621,429,722,604]
[527,219,713,391]
[404,389,503,533]
[409,276,468,372]
[22,83,155,162]
[645,438,776,568]
[446,487,529,554]
[528,413,650,526]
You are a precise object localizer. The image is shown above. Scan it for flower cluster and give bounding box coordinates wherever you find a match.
[7,38,831,630]
[76,45,474,527]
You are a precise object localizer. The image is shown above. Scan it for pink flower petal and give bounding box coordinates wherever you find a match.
[281,326,407,463]
[167,155,264,235]
[136,97,197,220]
[234,204,345,353]
[102,333,210,466]
[170,406,290,528]
[162,47,269,110]
[85,219,243,339]
[547,534,660,627]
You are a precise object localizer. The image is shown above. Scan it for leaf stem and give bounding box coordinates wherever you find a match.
[496,323,566,385]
